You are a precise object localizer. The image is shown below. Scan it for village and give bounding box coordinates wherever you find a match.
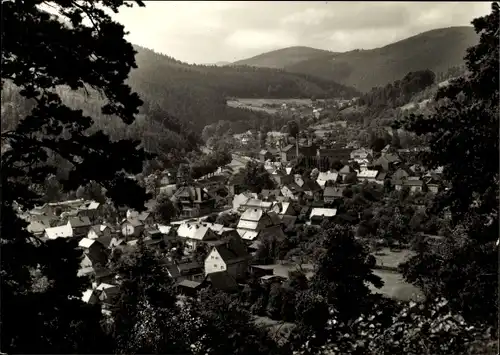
[19,132,447,337]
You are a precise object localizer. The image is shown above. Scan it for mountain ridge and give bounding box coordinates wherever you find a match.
[232,26,478,92]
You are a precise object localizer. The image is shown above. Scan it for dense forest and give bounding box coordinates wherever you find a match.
[127,45,360,130]
[284,26,478,92]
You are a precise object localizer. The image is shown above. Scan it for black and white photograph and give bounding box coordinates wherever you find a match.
[1,1,498,354]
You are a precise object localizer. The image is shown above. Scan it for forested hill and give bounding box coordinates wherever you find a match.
[231,46,335,68]
[284,26,478,92]
[127,45,360,130]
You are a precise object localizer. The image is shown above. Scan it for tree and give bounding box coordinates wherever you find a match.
[242,161,275,193]
[397,3,499,327]
[1,1,151,353]
[286,120,299,138]
[310,224,383,322]
[75,180,107,203]
[153,193,178,224]
[185,290,282,355]
[110,240,188,354]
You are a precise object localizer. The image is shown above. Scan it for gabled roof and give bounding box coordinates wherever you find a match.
[86,201,100,210]
[97,234,113,248]
[156,224,172,234]
[259,225,286,241]
[121,217,143,227]
[302,180,322,192]
[45,224,73,239]
[177,223,215,241]
[236,229,259,241]
[323,186,344,198]
[243,199,273,210]
[309,208,337,219]
[79,238,97,248]
[339,165,353,174]
[240,208,264,222]
[358,170,379,179]
[213,237,249,264]
[68,216,92,228]
[317,171,338,182]
[376,172,387,180]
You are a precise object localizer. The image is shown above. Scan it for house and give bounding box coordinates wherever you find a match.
[350,148,373,160]
[120,218,144,238]
[204,235,250,280]
[357,170,379,183]
[338,165,354,180]
[280,145,296,163]
[307,208,337,225]
[232,192,254,211]
[177,222,219,249]
[270,169,293,186]
[172,185,216,218]
[227,173,246,196]
[301,180,323,200]
[202,271,240,293]
[87,224,112,240]
[425,179,440,194]
[317,148,353,162]
[271,202,297,216]
[281,183,304,201]
[237,208,274,232]
[68,216,92,237]
[78,238,108,266]
[81,289,99,305]
[261,189,282,201]
[97,283,120,306]
[27,218,52,237]
[165,261,205,281]
[392,168,410,181]
[176,279,204,297]
[78,201,102,222]
[258,225,287,243]
[259,150,273,162]
[372,154,401,171]
[44,223,73,240]
[316,171,339,189]
[394,179,424,193]
[375,172,387,185]
[239,199,273,213]
[126,210,155,226]
[404,179,424,193]
[94,268,116,285]
[323,186,344,204]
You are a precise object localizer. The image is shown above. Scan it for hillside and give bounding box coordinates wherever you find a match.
[278,27,478,92]
[232,46,335,69]
[127,45,360,130]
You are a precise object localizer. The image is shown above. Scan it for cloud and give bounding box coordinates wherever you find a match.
[225,29,299,51]
[111,1,492,64]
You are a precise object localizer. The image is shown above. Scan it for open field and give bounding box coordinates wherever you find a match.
[371,269,425,302]
[373,248,416,270]
[226,98,325,114]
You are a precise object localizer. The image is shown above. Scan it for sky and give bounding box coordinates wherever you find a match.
[112,1,491,64]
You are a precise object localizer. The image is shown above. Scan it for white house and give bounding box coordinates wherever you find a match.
[87,224,112,239]
[357,170,379,183]
[177,222,218,249]
[316,171,339,189]
[44,223,73,240]
[204,236,249,281]
[307,208,337,226]
[120,218,144,238]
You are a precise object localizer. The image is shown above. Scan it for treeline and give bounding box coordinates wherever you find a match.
[358,70,436,108]
[127,45,360,131]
